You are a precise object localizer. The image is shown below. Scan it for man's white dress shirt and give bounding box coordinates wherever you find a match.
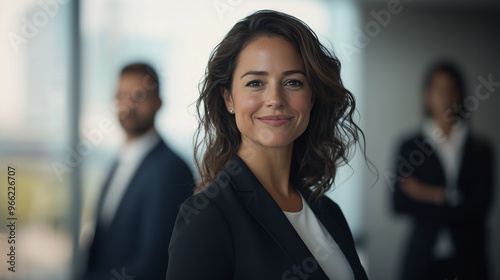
[99,128,160,227]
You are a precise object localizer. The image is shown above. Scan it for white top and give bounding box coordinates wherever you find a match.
[422,118,468,258]
[99,128,160,227]
[283,193,354,280]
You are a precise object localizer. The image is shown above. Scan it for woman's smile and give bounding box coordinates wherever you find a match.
[257,114,294,127]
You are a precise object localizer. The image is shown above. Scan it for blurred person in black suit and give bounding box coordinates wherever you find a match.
[392,61,494,280]
[81,63,194,280]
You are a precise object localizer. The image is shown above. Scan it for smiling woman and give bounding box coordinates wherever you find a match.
[194,10,363,200]
[166,10,368,280]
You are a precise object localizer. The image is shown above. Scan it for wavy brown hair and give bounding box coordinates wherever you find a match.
[194,10,368,199]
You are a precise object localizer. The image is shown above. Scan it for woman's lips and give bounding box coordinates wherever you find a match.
[257,115,294,127]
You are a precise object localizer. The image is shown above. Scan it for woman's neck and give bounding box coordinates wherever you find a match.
[236,137,294,198]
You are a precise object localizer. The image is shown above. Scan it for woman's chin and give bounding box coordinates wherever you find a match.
[256,138,294,149]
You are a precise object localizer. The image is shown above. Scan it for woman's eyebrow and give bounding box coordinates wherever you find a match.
[282,70,306,76]
[240,70,305,79]
[241,71,267,79]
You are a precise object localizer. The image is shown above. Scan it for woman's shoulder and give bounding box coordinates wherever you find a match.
[167,174,235,279]
[178,171,238,222]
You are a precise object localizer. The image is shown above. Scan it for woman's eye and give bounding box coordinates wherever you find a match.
[285,79,303,87]
[245,80,263,88]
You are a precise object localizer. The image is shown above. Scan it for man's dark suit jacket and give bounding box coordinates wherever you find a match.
[166,154,368,280]
[83,139,194,280]
[393,132,494,280]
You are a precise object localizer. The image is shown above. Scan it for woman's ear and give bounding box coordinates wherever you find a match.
[221,88,234,112]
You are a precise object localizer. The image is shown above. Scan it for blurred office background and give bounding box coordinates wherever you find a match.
[0,0,498,279]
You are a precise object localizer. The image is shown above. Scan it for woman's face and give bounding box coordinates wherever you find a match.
[223,36,314,148]
[426,71,461,120]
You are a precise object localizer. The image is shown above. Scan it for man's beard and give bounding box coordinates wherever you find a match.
[120,115,154,137]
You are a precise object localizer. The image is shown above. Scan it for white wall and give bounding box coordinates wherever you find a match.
[360,4,500,280]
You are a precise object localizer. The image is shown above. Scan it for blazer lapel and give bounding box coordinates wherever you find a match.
[226,155,329,279]
[302,189,366,279]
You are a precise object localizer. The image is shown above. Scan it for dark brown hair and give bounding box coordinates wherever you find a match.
[120,62,160,96]
[194,10,367,199]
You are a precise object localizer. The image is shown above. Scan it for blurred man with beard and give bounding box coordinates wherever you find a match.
[82,63,194,280]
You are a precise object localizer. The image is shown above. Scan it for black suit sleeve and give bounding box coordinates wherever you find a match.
[166,193,234,279]
[393,140,494,224]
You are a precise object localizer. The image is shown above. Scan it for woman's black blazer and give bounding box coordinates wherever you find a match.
[166,154,368,279]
